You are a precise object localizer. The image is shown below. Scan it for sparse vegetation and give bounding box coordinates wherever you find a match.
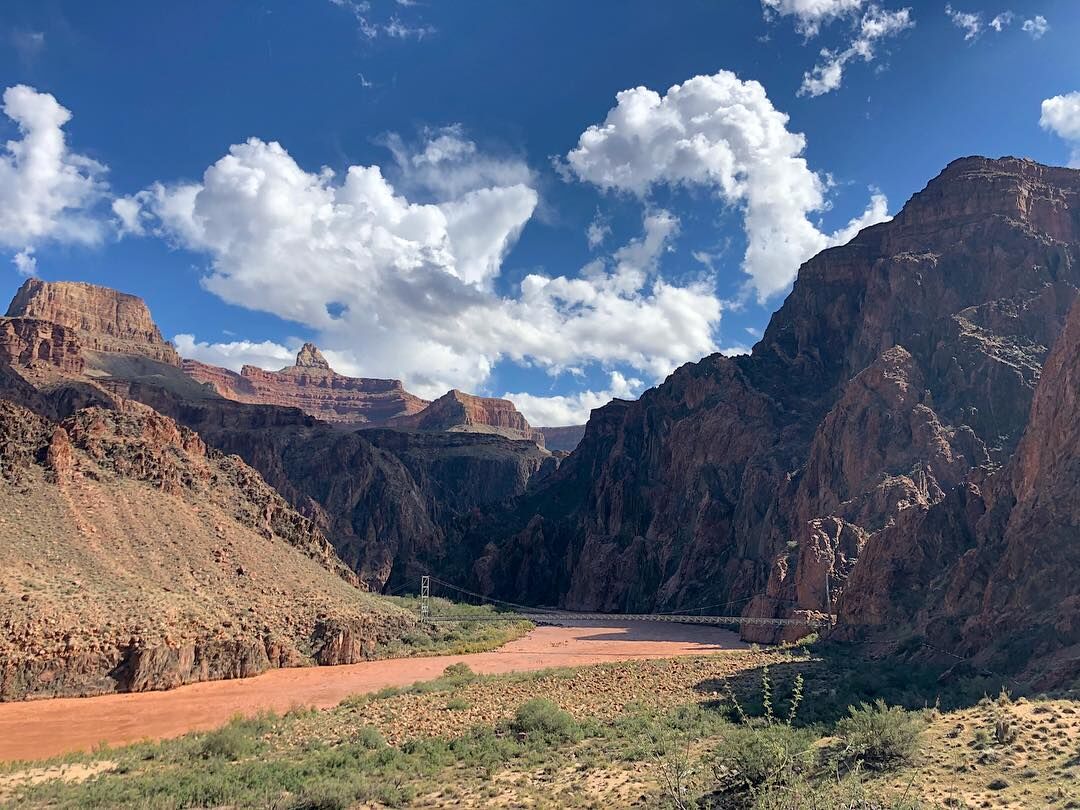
[508,698,580,741]
[377,595,533,657]
[3,645,1078,809]
[196,713,275,761]
[833,699,923,770]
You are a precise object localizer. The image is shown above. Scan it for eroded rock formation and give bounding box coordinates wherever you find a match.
[5,279,181,365]
[838,292,1080,682]
[386,389,545,445]
[0,317,85,374]
[182,343,428,425]
[0,396,413,700]
[459,157,1080,669]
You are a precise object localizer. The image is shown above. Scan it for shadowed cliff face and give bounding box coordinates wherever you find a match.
[112,382,551,592]
[839,294,1080,683]
[463,157,1080,656]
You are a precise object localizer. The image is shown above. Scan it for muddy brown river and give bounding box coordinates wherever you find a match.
[0,621,748,762]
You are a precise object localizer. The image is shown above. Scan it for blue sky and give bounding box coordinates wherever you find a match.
[0,0,1077,424]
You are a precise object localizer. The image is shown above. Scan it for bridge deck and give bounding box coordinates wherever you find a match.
[426,612,827,628]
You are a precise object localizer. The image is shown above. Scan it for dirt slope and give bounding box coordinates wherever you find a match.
[0,396,413,700]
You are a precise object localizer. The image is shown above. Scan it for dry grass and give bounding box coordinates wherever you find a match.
[3,646,1078,808]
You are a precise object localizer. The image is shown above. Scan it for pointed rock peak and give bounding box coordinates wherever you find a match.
[295,343,330,370]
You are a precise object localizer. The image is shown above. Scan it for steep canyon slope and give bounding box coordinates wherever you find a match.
[0,364,413,700]
[0,279,554,593]
[460,157,1080,673]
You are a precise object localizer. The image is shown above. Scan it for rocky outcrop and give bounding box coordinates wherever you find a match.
[459,157,1080,649]
[123,386,552,590]
[838,293,1080,682]
[0,318,85,374]
[5,279,180,365]
[182,343,428,425]
[387,389,545,445]
[0,397,414,700]
[539,425,586,452]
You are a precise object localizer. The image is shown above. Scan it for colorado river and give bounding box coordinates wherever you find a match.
[0,621,748,762]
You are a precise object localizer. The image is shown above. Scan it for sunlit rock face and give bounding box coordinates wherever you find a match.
[182,343,428,426]
[5,279,182,366]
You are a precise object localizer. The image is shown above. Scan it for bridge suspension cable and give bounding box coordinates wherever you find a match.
[416,574,827,629]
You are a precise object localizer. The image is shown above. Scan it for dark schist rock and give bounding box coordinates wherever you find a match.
[460,157,1080,666]
[838,291,1080,683]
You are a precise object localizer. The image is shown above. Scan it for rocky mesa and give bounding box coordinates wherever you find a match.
[183,342,429,426]
[385,388,546,445]
[5,279,181,366]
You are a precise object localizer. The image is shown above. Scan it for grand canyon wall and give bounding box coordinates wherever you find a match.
[458,157,1080,677]
[183,342,429,425]
[0,280,557,593]
[0,382,413,700]
[2,156,1077,686]
[5,279,181,365]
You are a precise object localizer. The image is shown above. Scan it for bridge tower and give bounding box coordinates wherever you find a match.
[419,575,430,623]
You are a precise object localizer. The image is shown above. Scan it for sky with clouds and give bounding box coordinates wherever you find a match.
[0,1,1077,425]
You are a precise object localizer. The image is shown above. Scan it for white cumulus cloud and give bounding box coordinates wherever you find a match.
[1040,92,1080,167]
[1022,15,1048,39]
[564,71,891,301]
[800,5,914,96]
[503,371,643,426]
[945,4,983,39]
[124,132,724,401]
[761,0,866,36]
[0,85,109,273]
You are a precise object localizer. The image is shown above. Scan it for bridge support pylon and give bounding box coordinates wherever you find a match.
[419,575,430,624]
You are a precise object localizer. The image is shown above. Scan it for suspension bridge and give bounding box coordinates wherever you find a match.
[415,575,831,630]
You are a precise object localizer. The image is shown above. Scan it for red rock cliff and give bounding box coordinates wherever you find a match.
[388,389,545,445]
[459,157,1080,647]
[5,279,180,365]
[182,343,428,425]
[0,318,85,374]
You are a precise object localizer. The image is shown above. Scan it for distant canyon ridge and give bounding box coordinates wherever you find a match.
[0,155,1077,696]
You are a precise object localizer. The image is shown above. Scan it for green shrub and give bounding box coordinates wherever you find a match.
[353,725,386,749]
[442,662,474,679]
[197,713,274,760]
[713,723,815,792]
[834,700,922,770]
[509,698,579,740]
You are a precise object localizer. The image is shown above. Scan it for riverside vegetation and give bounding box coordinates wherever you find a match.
[3,640,1078,809]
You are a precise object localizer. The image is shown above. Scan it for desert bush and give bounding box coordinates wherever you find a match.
[656,737,697,810]
[353,725,385,749]
[713,723,816,792]
[834,700,921,770]
[509,698,580,741]
[442,662,474,679]
[198,713,275,760]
